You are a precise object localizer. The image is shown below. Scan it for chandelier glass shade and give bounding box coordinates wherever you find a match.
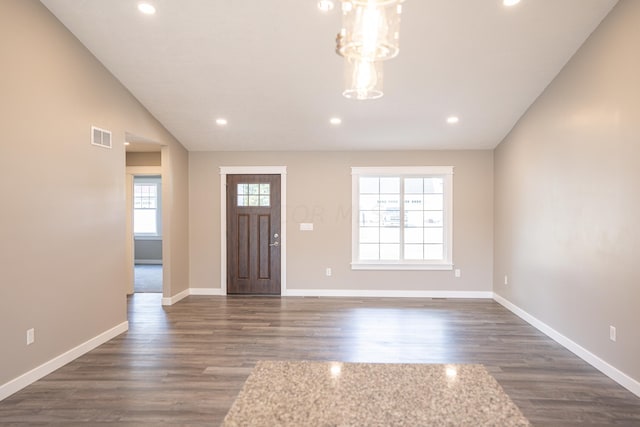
[338,0,404,62]
[342,57,384,100]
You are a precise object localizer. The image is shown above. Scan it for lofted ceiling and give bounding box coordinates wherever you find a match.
[40,0,617,152]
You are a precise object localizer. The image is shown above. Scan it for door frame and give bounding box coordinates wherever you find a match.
[220,166,287,295]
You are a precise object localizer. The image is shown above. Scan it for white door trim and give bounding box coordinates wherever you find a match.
[219,166,287,295]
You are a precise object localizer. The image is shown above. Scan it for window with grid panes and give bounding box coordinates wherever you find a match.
[351,167,453,270]
[133,177,161,236]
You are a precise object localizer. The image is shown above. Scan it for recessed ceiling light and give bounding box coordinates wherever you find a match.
[216,118,228,126]
[446,116,460,124]
[137,2,156,15]
[124,142,131,146]
[503,0,521,6]
[330,117,342,125]
[317,0,335,12]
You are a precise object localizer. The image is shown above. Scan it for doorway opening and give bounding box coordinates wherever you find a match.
[125,144,165,298]
[133,175,162,293]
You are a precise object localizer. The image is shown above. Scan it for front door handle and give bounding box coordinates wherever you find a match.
[269,241,279,247]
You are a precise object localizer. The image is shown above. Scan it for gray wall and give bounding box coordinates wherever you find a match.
[189,150,493,293]
[494,0,640,382]
[134,240,163,264]
[0,0,189,387]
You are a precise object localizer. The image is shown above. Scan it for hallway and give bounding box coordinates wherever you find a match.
[134,265,162,293]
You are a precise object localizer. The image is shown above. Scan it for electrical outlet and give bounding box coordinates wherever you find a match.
[454,269,461,278]
[610,326,616,342]
[26,328,35,345]
[326,267,332,277]
[504,275,509,285]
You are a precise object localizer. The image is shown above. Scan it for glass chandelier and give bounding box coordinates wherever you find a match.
[338,0,404,61]
[336,0,404,100]
[342,57,384,100]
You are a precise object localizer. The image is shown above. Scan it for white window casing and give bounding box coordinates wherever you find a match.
[351,166,454,270]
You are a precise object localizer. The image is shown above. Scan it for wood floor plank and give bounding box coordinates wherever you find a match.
[0,294,639,426]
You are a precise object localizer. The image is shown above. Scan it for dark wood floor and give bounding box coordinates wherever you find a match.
[1,294,639,426]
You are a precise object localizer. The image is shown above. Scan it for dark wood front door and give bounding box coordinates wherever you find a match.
[227,174,281,295]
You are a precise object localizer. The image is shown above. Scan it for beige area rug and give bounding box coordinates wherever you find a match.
[222,361,530,426]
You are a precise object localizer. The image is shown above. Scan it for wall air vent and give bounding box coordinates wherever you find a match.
[91,126,112,149]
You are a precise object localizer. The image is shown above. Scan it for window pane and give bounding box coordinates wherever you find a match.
[424,178,443,194]
[404,211,423,228]
[360,195,381,211]
[249,184,259,195]
[360,227,379,243]
[249,195,259,206]
[259,195,270,206]
[404,178,423,194]
[237,195,247,206]
[424,211,443,226]
[360,177,379,194]
[360,244,379,260]
[380,244,400,260]
[379,194,399,210]
[238,184,248,195]
[380,177,400,193]
[404,244,423,260]
[424,244,444,260]
[425,227,443,244]
[381,210,400,227]
[424,194,443,210]
[380,227,399,243]
[360,211,380,226]
[404,228,423,244]
[134,209,157,234]
[404,195,423,210]
[260,183,270,195]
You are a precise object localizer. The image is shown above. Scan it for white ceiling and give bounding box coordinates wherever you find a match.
[40,0,617,152]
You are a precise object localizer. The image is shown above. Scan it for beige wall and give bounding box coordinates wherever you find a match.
[189,151,493,293]
[0,0,188,386]
[494,0,640,382]
[163,143,190,298]
[126,151,161,167]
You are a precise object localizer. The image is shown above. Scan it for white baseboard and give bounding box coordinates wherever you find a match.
[161,288,190,306]
[160,288,493,302]
[0,321,128,402]
[189,288,225,296]
[161,288,225,305]
[284,289,494,298]
[134,260,162,265]
[493,293,640,398]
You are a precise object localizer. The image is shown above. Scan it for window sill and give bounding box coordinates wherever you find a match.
[134,235,163,241]
[351,263,453,271]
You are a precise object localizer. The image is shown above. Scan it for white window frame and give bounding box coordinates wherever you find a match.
[133,176,162,238]
[351,166,454,270]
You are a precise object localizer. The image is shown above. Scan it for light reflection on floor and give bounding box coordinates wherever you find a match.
[343,308,450,363]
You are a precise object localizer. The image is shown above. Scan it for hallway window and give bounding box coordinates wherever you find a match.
[351,167,453,270]
[134,176,162,236]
